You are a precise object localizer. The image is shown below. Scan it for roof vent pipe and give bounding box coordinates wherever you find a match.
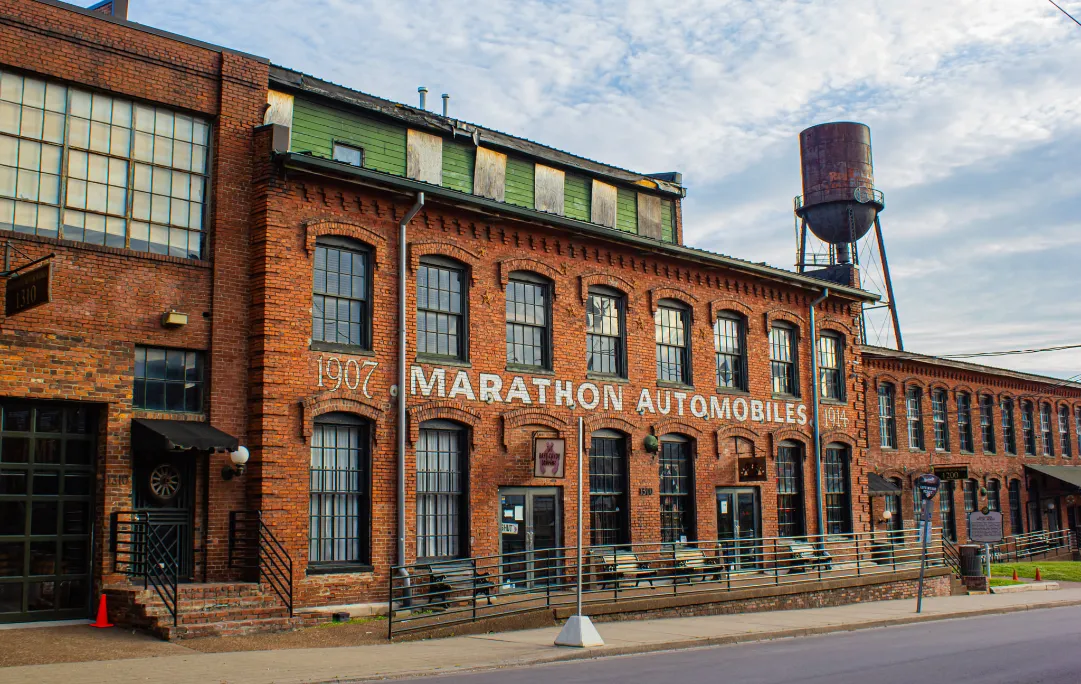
[442,93,450,118]
[417,87,427,110]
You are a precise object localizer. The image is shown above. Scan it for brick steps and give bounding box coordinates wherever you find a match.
[106,582,333,641]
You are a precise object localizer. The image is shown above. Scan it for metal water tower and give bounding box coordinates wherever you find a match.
[794,122,903,350]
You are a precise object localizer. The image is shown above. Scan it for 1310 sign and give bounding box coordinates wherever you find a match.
[5,263,51,317]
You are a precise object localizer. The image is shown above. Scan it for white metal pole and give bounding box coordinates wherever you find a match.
[577,415,583,616]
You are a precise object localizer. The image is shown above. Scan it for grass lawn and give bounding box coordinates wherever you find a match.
[989,578,1024,587]
[990,561,1081,582]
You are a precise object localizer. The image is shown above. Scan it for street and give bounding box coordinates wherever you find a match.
[393,606,1081,684]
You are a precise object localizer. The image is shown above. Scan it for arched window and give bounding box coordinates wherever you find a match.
[590,430,629,546]
[878,383,896,449]
[309,412,370,566]
[986,479,1000,512]
[769,324,798,396]
[1040,403,1054,457]
[416,420,467,559]
[1021,401,1037,455]
[817,333,844,401]
[586,287,626,378]
[713,312,746,391]
[1058,405,1072,458]
[1001,398,1017,455]
[313,236,371,350]
[957,392,973,453]
[963,478,977,514]
[885,478,903,532]
[655,299,691,385]
[979,395,995,453]
[417,255,467,361]
[505,271,552,370]
[931,389,950,451]
[776,441,804,537]
[659,434,694,542]
[1008,479,1023,534]
[905,387,924,451]
[823,444,851,534]
[939,480,957,542]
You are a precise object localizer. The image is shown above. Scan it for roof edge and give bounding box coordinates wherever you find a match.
[861,345,1081,392]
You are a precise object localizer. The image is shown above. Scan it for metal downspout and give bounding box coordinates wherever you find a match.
[397,192,425,598]
[810,287,829,537]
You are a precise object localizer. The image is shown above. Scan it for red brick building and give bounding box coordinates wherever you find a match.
[1,0,1076,634]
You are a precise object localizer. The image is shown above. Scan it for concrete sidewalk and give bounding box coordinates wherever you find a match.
[5,588,1081,684]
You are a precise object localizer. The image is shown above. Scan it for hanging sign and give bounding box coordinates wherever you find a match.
[533,436,566,478]
[933,465,968,481]
[5,262,52,317]
[738,456,767,482]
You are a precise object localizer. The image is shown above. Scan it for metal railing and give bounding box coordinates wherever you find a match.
[111,509,184,627]
[388,528,943,638]
[942,536,962,576]
[989,529,1075,563]
[229,510,294,617]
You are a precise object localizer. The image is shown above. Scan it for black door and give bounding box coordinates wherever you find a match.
[0,402,96,624]
[133,455,195,581]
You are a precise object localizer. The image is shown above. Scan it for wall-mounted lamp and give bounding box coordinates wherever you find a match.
[161,309,188,328]
[880,509,893,524]
[1046,500,1056,512]
[643,434,659,454]
[222,445,249,480]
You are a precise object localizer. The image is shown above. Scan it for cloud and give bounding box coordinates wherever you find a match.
[125,0,1081,378]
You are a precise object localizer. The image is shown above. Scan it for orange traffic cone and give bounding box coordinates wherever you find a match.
[1035,567,1043,582]
[1012,569,1019,581]
[90,593,113,629]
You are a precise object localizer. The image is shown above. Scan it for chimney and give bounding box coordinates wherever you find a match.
[417,87,428,111]
[89,0,129,20]
[441,94,450,117]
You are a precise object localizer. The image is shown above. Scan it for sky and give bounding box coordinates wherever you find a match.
[119,0,1081,379]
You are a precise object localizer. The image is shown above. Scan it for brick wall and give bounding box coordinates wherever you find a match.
[251,129,870,607]
[0,0,268,588]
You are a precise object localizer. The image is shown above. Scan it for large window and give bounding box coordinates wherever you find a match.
[769,325,797,396]
[655,302,690,384]
[878,383,896,449]
[986,479,1000,512]
[133,346,204,412]
[776,443,804,537]
[1076,408,1081,458]
[1039,403,1054,457]
[714,313,746,390]
[932,389,950,451]
[1058,406,1072,458]
[313,237,370,349]
[1022,401,1036,455]
[590,433,628,546]
[309,414,370,566]
[416,423,466,559]
[659,436,694,543]
[1002,398,1017,455]
[0,70,209,258]
[586,288,625,377]
[824,445,851,534]
[1009,480,1023,534]
[817,333,844,401]
[505,273,550,369]
[417,258,466,360]
[963,479,977,514]
[979,395,995,453]
[957,392,973,453]
[906,387,924,451]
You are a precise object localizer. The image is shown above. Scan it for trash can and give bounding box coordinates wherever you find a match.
[959,544,983,576]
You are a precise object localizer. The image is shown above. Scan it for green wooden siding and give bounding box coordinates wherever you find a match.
[290,98,407,176]
[616,187,638,234]
[564,173,591,222]
[442,140,475,194]
[504,157,535,208]
[661,199,674,242]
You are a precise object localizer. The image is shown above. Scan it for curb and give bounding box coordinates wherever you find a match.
[337,598,1081,682]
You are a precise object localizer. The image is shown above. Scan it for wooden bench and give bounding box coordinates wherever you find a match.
[671,547,725,582]
[777,539,833,573]
[593,551,655,589]
[419,559,495,609]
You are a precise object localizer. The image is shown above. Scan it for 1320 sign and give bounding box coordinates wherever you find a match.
[5,263,52,317]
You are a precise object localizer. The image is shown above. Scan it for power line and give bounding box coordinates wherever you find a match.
[939,342,1081,359]
[1048,0,1081,28]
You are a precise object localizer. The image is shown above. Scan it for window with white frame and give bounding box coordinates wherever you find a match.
[817,333,844,401]
[957,392,973,453]
[714,313,746,390]
[932,389,950,451]
[505,272,551,370]
[1058,406,1072,458]
[878,383,896,449]
[1040,403,1054,457]
[417,257,466,360]
[979,395,995,453]
[1002,398,1017,455]
[1022,401,1036,455]
[0,70,209,258]
[906,387,924,451]
[586,287,625,377]
[769,325,798,396]
[655,301,690,385]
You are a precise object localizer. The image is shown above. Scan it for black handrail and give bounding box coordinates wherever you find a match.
[111,510,182,627]
[229,510,294,617]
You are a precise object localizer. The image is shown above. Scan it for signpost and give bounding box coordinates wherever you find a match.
[914,473,940,614]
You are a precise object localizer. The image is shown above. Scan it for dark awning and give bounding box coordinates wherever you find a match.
[1025,464,1081,489]
[868,472,901,495]
[132,418,238,454]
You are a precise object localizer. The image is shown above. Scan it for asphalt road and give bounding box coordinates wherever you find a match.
[395,606,1081,684]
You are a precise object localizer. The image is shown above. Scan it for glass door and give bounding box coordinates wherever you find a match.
[716,488,760,570]
[939,480,957,542]
[498,487,562,591]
